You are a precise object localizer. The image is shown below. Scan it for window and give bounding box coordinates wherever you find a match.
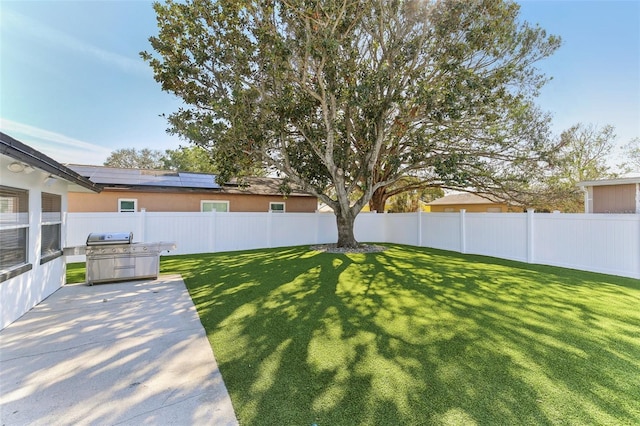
[486,207,502,213]
[0,186,30,278]
[201,200,229,212]
[444,207,455,213]
[119,199,137,213]
[41,192,62,263]
[269,202,285,213]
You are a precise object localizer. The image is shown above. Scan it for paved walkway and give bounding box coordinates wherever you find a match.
[0,275,238,426]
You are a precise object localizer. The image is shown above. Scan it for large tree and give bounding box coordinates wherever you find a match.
[142,0,560,247]
[104,148,164,169]
[619,137,640,173]
[535,123,617,212]
[161,145,218,172]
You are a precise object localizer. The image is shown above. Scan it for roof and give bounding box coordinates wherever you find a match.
[577,176,640,187]
[67,164,313,197]
[0,132,101,193]
[69,164,221,189]
[426,192,502,206]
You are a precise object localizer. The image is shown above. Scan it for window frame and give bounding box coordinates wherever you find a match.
[118,198,137,213]
[269,202,286,213]
[201,200,229,213]
[0,185,31,282]
[41,192,62,264]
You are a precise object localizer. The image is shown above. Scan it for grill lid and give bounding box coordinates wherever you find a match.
[86,232,133,246]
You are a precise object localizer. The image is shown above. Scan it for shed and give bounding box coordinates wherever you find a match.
[577,176,640,214]
[1,132,100,330]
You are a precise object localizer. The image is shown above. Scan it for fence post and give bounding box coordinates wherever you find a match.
[527,209,535,263]
[315,210,321,244]
[460,209,467,254]
[383,210,389,243]
[209,210,216,253]
[417,209,422,247]
[139,208,146,242]
[267,210,273,248]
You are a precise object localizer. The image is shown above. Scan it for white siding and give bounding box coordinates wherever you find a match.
[1,167,70,330]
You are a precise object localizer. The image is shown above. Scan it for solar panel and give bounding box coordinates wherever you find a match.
[68,165,220,188]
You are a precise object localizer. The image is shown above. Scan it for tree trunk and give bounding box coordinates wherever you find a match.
[369,187,388,213]
[335,209,359,248]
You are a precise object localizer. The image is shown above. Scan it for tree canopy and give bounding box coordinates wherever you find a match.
[161,145,218,173]
[143,0,560,247]
[104,148,164,169]
[534,123,617,212]
[619,137,640,173]
[104,146,218,173]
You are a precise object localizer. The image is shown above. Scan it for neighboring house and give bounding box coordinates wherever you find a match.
[67,165,318,213]
[426,192,523,213]
[0,132,101,330]
[577,176,640,213]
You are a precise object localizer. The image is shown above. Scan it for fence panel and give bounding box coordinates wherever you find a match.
[65,212,142,247]
[65,212,143,262]
[534,213,640,278]
[271,213,320,248]
[213,213,270,252]
[317,213,338,244]
[145,212,213,255]
[420,213,461,252]
[385,213,420,246]
[465,213,528,262]
[355,213,387,243]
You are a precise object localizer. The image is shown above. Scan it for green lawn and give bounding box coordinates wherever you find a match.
[67,244,640,425]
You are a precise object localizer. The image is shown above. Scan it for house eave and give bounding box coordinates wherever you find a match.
[0,132,102,193]
[577,177,640,187]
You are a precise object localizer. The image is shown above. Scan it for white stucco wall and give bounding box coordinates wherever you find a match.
[1,160,70,330]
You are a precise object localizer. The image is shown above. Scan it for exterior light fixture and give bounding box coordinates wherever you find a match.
[7,162,26,173]
[43,175,57,186]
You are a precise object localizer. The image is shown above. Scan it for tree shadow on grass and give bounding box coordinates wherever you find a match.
[161,244,640,425]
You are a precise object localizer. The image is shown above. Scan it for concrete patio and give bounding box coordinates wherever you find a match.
[0,275,238,425]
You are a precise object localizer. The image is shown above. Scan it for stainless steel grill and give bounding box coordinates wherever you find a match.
[64,232,176,285]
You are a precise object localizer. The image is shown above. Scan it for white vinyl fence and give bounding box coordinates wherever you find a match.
[66,210,640,279]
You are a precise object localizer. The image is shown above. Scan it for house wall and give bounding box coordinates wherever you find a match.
[68,190,317,213]
[1,162,69,330]
[592,184,636,213]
